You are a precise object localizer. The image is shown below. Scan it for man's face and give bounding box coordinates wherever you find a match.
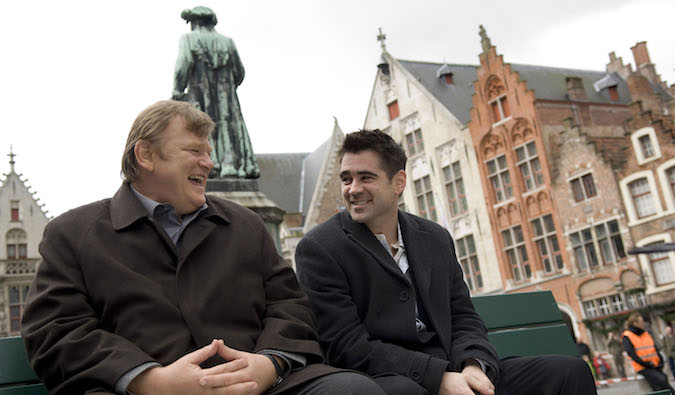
[340,150,405,233]
[142,116,213,216]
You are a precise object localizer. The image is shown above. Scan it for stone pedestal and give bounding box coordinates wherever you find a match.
[206,179,285,253]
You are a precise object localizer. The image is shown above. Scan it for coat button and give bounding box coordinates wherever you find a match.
[399,291,409,301]
[411,371,421,381]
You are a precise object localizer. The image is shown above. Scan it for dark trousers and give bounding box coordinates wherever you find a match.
[669,357,675,380]
[286,372,385,395]
[372,354,596,395]
[612,353,626,377]
[640,367,675,394]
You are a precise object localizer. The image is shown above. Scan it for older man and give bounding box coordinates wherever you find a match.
[296,129,596,395]
[21,101,381,395]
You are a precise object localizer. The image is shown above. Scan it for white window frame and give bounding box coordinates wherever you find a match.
[657,159,675,212]
[486,155,513,204]
[635,233,675,290]
[620,170,663,225]
[631,127,662,165]
[488,94,512,126]
[514,141,544,192]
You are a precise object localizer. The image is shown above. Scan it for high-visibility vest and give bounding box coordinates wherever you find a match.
[623,329,660,372]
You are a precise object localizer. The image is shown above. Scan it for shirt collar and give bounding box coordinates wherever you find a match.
[375,222,405,256]
[129,184,208,219]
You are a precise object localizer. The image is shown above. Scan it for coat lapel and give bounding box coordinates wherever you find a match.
[179,196,230,265]
[398,213,438,329]
[339,210,409,283]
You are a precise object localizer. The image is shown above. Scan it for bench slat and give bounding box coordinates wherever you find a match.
[487,324,578,358]
[0,384,48,395]
[472,291,564,330]
[0,337,39,386]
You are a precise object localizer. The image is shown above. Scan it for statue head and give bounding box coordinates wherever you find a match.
[121,100,214,183]
[181,6,218,27]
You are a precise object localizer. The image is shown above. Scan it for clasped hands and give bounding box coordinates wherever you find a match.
[129,339,281,395]
[440,361,495,395]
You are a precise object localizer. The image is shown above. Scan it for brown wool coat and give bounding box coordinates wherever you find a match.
[21,183,339,394]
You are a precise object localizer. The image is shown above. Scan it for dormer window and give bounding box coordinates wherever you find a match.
[608,85,619,101]
[436,64,454,85]
[443,73,454,85]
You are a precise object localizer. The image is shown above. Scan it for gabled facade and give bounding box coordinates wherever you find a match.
[257,121,344,268]
[363,43,503,295]
[0,149,50,337]
[467,28,672,346]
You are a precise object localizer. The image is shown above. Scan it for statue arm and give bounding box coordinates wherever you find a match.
[172,35,193,99]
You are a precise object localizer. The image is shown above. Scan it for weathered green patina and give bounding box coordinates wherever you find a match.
[172,6,260,179]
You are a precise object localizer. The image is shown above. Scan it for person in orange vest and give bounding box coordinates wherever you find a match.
[623,313,675,394]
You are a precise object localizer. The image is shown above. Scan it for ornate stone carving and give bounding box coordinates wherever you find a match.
[510,118,535,145]
[401,112,421,134]
[485,75,505,99]
[481,133,504,158]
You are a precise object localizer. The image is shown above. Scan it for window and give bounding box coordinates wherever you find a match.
[608,86,619,101]
[486,155,513,202]
[443,73,454,85]
[638,135,655,159]
[570,220,626,271]
[594,220,626,264]
[647,243,674,286]
[405,129,424,156]
[10,201,19,221]
[489,95,510,123]
[583,301,598,318]
[583,292,645,319]
[387,100,399,120]
[570,228,598,271]
[8,284,31,334]
[456,235,482,292]
[531,214,563,273]
[629,178,657,218]
[502,225,531,282]
[515,141,544,191]
[443,162,468,217]
[414,176,437,221]
[668,166,675,201]
[6,244,26,260]
[570,173,597,202]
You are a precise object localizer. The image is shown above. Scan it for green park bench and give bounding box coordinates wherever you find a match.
[0,337,47,395]
[1,290,668,394]
[471,290,578,358]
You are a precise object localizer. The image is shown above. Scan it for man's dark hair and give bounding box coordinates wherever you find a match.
[339,129,407,178]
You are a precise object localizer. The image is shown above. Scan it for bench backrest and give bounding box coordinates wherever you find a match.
[0,337,47,395]
[471,291,578,359]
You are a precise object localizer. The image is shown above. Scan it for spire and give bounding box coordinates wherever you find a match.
[8,145,16,173]
[479,25,492,53]
[377,27,387,52]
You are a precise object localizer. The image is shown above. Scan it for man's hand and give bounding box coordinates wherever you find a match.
[439,362,495,395]
[196,340,280,393]
[128,339,255,395]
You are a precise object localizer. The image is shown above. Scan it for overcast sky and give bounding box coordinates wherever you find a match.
[1,0,673,217]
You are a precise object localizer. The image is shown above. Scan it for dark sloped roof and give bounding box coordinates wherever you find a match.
[397,60,636,125]
[301,137,331,215]
[508,64,631,104]
[256,153,308,213]
[398,60,477,124]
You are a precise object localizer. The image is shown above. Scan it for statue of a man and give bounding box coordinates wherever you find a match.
[172,6,260,179]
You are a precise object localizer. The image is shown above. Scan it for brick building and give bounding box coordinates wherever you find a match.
[0,149,50,337]
[467,28,672,347]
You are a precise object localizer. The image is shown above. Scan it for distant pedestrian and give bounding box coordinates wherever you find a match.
[623,313,675,393]
[593,355,610,380]
[607,331,626,377]
[662,324,675,379]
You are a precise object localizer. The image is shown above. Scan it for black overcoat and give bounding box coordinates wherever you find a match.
[22,183,339,394]
[296,210,499,394]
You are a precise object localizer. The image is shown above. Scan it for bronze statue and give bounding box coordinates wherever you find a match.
[172,6,260,179]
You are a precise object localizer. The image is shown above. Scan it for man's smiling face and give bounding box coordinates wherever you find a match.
[340,150,405,234]
[142,115,214,216]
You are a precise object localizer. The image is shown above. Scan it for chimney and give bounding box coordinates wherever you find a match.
[631,42,651,68]
[566,77,587,101]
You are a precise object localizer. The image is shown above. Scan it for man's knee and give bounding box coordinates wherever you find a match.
[315,372,385,395]
[372,374,427,395]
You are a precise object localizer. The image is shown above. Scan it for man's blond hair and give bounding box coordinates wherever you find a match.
[121,100,214,182]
